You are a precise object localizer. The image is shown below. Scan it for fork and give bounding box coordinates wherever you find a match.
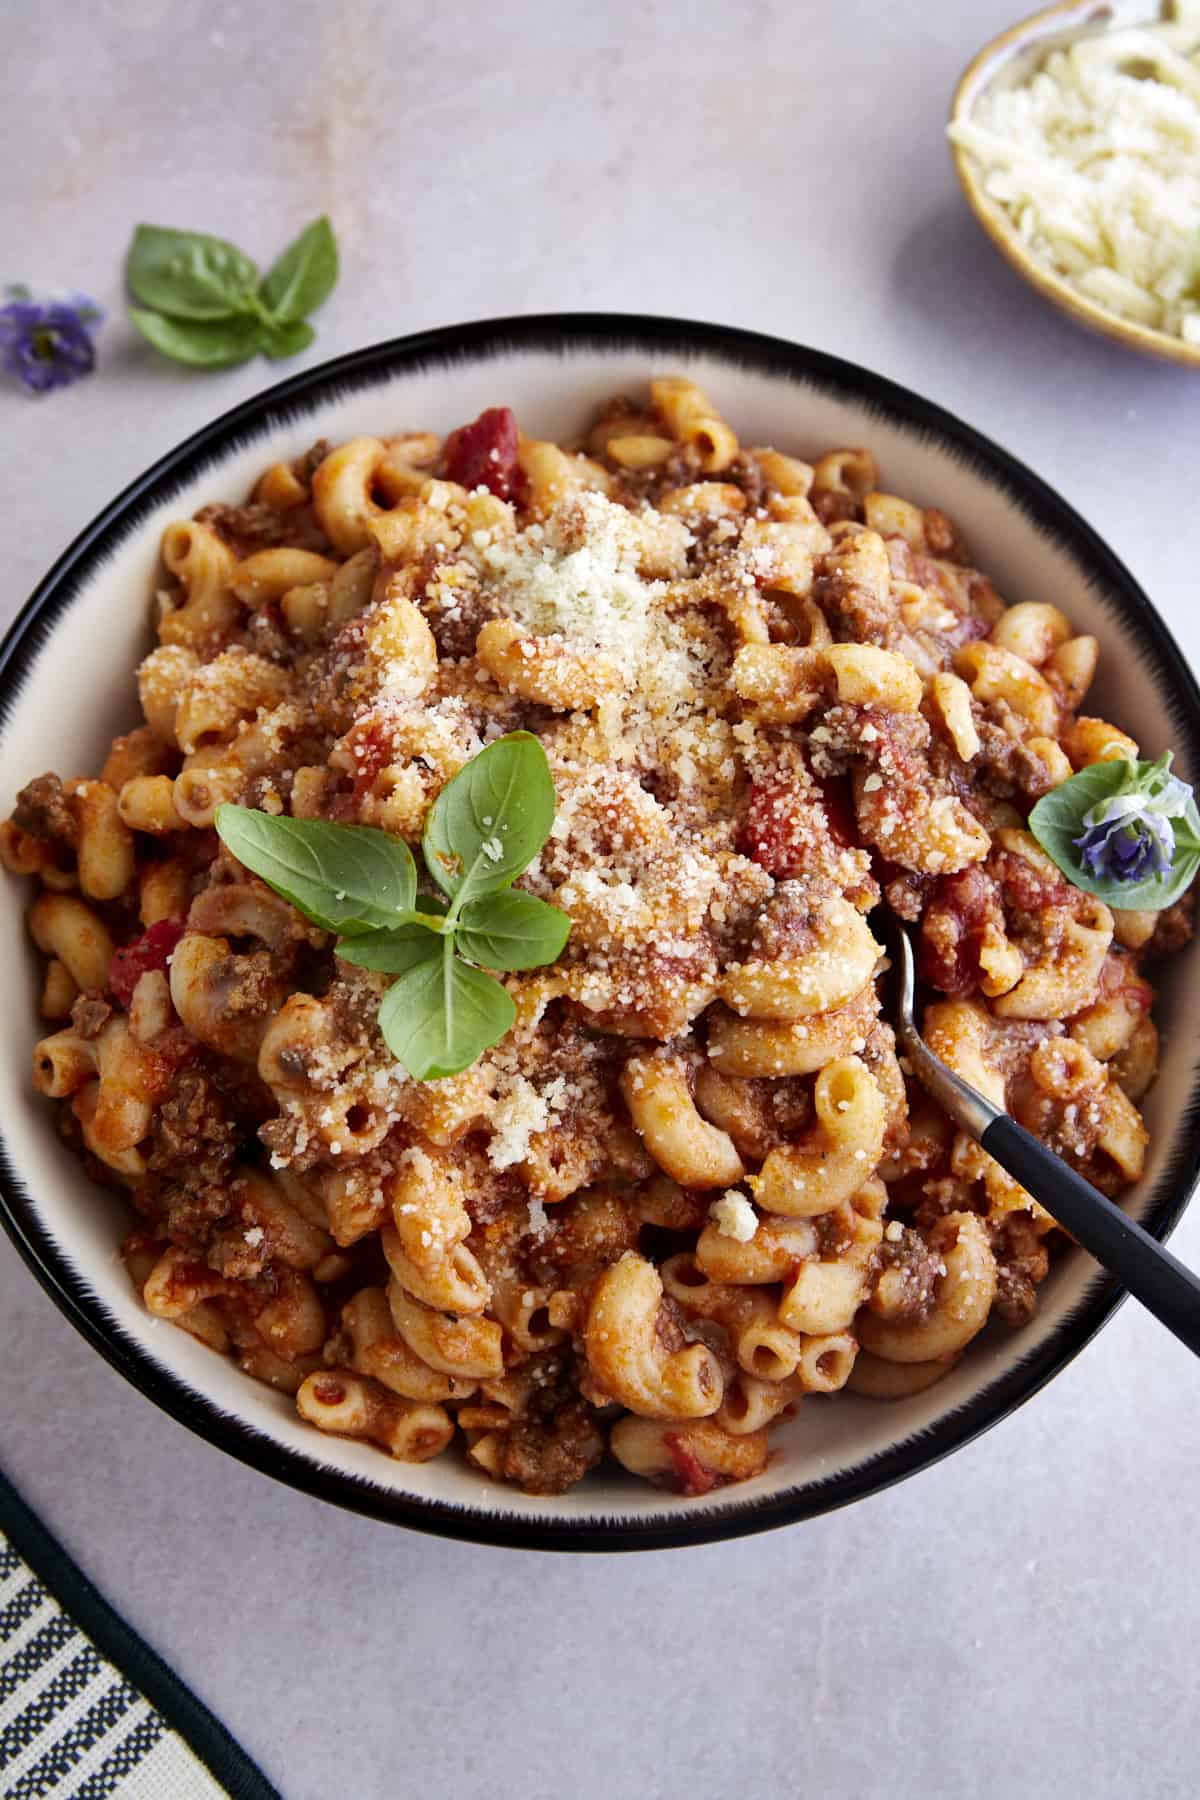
[883,914,1200,1358]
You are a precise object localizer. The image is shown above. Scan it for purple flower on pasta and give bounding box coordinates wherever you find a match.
[1074,807,1174,884]
[1073,762,1193,885]
[0,288,103,394]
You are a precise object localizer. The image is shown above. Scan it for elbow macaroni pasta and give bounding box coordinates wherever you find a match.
[3,382,1186,1497]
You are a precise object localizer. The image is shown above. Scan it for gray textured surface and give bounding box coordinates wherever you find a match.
[2,3,1199,1796]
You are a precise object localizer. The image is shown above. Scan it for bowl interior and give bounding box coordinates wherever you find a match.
[2,319,1198,1549]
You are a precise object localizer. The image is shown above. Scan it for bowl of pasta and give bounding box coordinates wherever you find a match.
[1,314,1197,1552]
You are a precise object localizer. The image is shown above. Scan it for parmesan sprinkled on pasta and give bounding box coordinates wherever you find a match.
[472,491,665,668]
[486,1073,552,1169]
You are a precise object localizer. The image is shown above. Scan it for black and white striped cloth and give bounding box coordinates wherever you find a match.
[1,1473,278,1800]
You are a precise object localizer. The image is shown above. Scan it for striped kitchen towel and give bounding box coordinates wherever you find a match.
[0,1470,279,1799]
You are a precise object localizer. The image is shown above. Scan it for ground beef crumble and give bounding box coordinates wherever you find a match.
[146,1065,244,1189]
[869,1225,943,1322]
[13,773,76,844]
[70,993,112,1039]
[991,1215,1050,1327]
[194,500,329,556]
[497,1355,606,1494]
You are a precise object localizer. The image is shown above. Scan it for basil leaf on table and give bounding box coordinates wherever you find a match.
[260,319,316,360]
[423,732,558,904]
[378,945,517,1080]
[126,225,258,319]
[258,216,339,323]
[455,889,572,970]
[214,805,417,934]
[125,216,339,368]
[128,309,264,369]
[1029,759,1200,911]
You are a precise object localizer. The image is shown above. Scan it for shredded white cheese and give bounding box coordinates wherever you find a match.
[709,1191,759,1243]
[461,490,720,778]
[473,491,661,668]
[486,1073,550,1170]
[949,15,1200,342]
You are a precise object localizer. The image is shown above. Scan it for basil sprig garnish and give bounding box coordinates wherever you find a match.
[1029,751,1200,911]
[126,217,338,368]
[215,734,570,1080]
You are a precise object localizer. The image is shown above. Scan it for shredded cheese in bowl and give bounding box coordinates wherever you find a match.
[949,8,1200,344]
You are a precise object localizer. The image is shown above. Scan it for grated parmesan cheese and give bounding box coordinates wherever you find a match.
[460,490,723,779]
[486,1073,550,1169]
[526,1196,550,1239]
[949,15,1200,341]
[471,491,662,669]
[709,1191,759,1243]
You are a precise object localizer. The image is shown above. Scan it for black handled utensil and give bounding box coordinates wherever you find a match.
[885,915,1200,1357]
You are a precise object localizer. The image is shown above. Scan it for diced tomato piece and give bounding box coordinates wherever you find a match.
[342,713,396,802]
[992,848,1069,920]
[109,918,186,1009]
[737,773,855,875]
[738,780,803,874]
[442,406,520,499]
[663,1432,716,1497]
[813,773,856,848]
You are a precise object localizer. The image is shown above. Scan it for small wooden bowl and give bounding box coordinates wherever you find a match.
[949,0,1200,369]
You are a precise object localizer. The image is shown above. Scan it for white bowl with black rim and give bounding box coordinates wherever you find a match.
[1,314,1197,1553]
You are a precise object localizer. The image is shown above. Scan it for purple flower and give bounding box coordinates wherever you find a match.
[0,290,103,394]
[1073,776,1188,885]
[1075,811,1174,883]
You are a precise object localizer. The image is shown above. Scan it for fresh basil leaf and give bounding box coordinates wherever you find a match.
[126,225,258,320]
[215,805,416,933]
[423,732,557,904]
[260,319,315,360]
[258,216,339,324]
[1029,760,1200,911]
[1099,843,1200,911]
[336,920,444,972]
[455,889,571,970]
[378,944,516,1080]
[129,308,263,368]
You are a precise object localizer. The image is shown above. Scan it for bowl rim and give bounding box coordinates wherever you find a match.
[2,309,1199,1553]
[948,0,1200,370]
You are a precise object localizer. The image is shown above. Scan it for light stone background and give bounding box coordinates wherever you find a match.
[4,3,1200,1796]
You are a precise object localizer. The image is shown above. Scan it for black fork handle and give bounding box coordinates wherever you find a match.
[983,1115,1200,1358]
